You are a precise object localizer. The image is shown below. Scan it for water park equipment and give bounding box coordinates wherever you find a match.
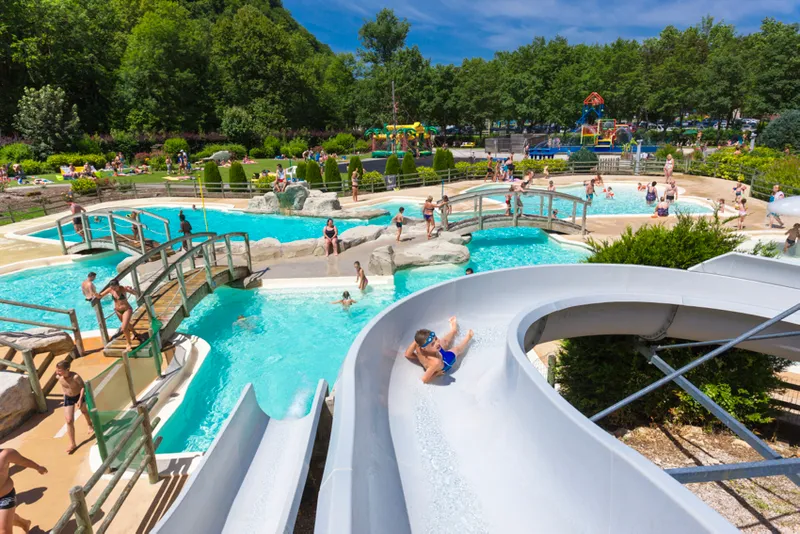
[576,92,634,148]
[365,122,438,156]
[315,253,800,533]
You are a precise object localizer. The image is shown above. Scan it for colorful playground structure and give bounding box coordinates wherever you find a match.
[529,92,655,158]
[365,122,438,157]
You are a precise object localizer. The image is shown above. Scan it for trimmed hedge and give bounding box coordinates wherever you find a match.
[401,152,417,178]
[306,160,322,184]
[229,161,247,185]
[45,153,106,171]
[322,133,356,155]
[385,154,401,176]
[296,160,307,180]
[19,159,48,174]
[203,161,223,192]
[71,178,97,194]
[324,157,340,184]
[568,147,598,164]
[249,147,267,158]
[347,155,363,180]
[280,139,308,158]
[760,110,800,150]
[164,137,190,156]
[433,149,447,171]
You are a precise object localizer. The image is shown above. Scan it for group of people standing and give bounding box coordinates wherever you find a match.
[484,152,518,182]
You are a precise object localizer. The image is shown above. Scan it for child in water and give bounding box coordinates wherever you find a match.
[354,261,368,291]
[605,187,614,199]
[331,291,356,309]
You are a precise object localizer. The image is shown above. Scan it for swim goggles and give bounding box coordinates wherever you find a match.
[420,331,436,348]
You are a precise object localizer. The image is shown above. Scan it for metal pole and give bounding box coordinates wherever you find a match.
[22,350,47,413]
[667,457,800,484]
[70,486,94,534]
[108,214,118,251]
[164,220,172,242]
[654,330,800,352]
[392,80,398,155]
[644,348,800,488]
[591,301,800,422]
[224,236,235,276]
[136,403,161,484]
[139,222,146,256]
[244,234,252,272]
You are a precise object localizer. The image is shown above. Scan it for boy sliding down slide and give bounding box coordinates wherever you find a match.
[405,317,474,383]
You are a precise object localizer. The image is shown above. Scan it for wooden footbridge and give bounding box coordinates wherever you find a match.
[55,208,173,257]
[440,188,590,235]
[91,232,253,357]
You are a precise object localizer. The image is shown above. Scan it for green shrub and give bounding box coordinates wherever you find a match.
[556,213,789,428]
[361,170,383,188]
[19,159,48,174]
[693,147,782,181]
[296,160,307,180]
[354,139,371,153]
[255,174,275,192]
[762,156,800,191]
[654,144,683,160]
[400,152,417,178]
[347,156,363,180]
[203,161,223,192]
[568,147,598,164]
[324,157,340,184]
[149,155,167,172]
[280,139,308,158]
[263,136,282,158]
[75,135,102,155]
[0,143,35,163]
[445,149,455,169]
[164,137,190,157]
[385,154,401,175]
[229,161,247,186]
[416,165,439,185]
[249,147,267,159]
[195,143,247,160]
[105,151,116,162]
[760,110,800,150]
[71,178,97,194]
[45,153,107,171]
[322,133,356,155]
[515,159,569,174]
[433,149,447,171]
[305,160,322,184]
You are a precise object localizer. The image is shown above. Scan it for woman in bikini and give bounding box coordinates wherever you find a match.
[99,279,140,352]
[323,219,339,257]
[737,198,748,230]
[645,181,658,205]
[548,180,556,192]
[423,196,441,240]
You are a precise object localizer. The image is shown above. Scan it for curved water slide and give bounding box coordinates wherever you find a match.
[316,254,800,533]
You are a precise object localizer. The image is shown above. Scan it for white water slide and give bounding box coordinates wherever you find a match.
[315,253,800,533]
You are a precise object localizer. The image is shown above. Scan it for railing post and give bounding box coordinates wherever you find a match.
[581,202,588,234]
[132,182,138,198]
[81,212,92,248]
[244,234,252,272]
[130,268,142,299]
[93,299,109,345]
[22,350,46,413]
[159,249,169,273]
[224,235,235,276]
[447,168,451,183]
[70,486,94,534]
[201,246,215,289]
[547,195,553,230]
[136,403,161,484]
[571,200,577,224]
[440,205,449,230]
[139,222,147,256]
[165,182,171,197]
[478,196,484,231]
[108,214,118,251]
[69,310,85,356]
[539,195,544,216]
[175,262,190,315]
[513,193,520,227]
[56,220,68,254]
[164,220,172,242]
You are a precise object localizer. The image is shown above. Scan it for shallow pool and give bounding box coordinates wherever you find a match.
[469,182,713,217]
[0,252,127,333]
[157,228,589,453]
[31,206,385,244]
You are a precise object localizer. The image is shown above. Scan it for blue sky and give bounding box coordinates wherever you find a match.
[283,0,800,64]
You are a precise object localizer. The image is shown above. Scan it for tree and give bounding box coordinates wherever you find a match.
[14,85,81,158]
[163,137,190,157]
[203,160,222,192]
[760,110,800,150]
[347,155,364,179]
[115,2,210,132]
[400,152,417,177]
[306,160,322,184]
[358,9,410,66]
[745,19,800,116]
[324,157,340,184]
[228,161,247,186]
[220,106,260,147]
[432,149,447,171]
[263,136,282,158]
[385,154,400,175]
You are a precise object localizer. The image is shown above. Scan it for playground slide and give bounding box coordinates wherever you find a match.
[153,379,329,534]
[316,255,800,533]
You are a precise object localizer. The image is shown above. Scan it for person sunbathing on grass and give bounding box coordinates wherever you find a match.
[404,317,474,383]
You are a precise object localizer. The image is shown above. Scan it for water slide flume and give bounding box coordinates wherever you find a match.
[316,254,800,533]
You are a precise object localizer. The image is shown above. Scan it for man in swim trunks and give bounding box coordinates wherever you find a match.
[785,224,800,254]
[0,448,47,533]
[69,201,86,238]
[768,184,785,228]
[55,360,93,454]
[404,317,474,383]
[81,272,99,303]
[585,179,595,202]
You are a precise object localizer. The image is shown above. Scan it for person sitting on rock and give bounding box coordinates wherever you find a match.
[323,218,339,257]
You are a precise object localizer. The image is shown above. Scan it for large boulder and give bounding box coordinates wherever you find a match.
[282,183,310,210]
[0,372,35,438]
[280,238,318,258]
[437,231,470,245]
[337,208,389,220]
[395,240,470,268]
[369,245,396,275]
[247,192,279,214]
[301,192,341,215]
[249,237,281,262]
[339,225,384,250]
[0,328,75,355]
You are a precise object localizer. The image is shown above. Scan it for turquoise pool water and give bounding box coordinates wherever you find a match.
[31,206,387,244]
[157,228,588,453]
[0,252,127,333]
[469,182,713,217]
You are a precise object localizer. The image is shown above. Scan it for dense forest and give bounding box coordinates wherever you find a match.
[1,1,799,141]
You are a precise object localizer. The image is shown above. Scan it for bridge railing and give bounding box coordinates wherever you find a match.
[54,208,172,256]
[440,188,590,234]
[92,232,251,347]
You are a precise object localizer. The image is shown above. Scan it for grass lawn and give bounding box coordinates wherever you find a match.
[5,159,301,188]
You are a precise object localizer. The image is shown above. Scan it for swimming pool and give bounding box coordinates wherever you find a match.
[156,228,589,453]
[469,182,713,216]
[30,205,387,245]
[0,252,127,333]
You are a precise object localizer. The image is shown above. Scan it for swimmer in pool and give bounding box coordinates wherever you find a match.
[331,290,357,309]
[404,317,474,383]
[234,315,255,330]
[605,187,614,199]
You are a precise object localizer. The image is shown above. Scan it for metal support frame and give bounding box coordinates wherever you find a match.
[591,301,800,423]
[667,457,800,484]
[640,346,800,488]
[654,330,800,351]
